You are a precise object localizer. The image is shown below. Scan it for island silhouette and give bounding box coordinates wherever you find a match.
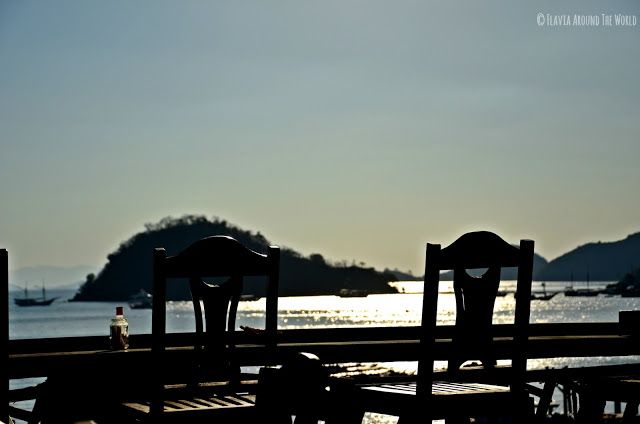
[71,215,398,301]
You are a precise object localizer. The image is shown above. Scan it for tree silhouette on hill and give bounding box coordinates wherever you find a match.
[72,215,397,301]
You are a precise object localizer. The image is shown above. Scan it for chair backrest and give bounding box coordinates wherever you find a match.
[151,236,280,383]
[416,231,534,396]
[1,249,8,424]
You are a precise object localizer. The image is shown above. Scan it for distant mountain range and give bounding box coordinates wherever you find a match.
[13,222,640,299]
[535,232,640,281]
[9,265,95,291]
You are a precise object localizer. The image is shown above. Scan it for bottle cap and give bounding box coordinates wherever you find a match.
[116,306,124,316]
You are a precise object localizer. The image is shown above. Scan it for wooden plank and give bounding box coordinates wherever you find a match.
[7,322,624,355]
[121,401,153,414]
[434,382,506,394]
[164,399,211,411]
[191,397,222,407]
[362,381,510,396]
[230,394,256,405]
[121,402,146,412]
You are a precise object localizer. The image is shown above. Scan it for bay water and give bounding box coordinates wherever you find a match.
[9,281,639,422]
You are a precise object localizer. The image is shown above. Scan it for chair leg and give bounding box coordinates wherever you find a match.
[622,401,638,423]
[523,393,537,424]
[397,407,432,424]
[575,392,606,424]
[397,414,420,424]
[323,388,364,424]
[28,394,42,424]
[324,376,365,424]
[325,409,364,424]
[260,409,293,424]
[536,380,556,424]
[294,415,320,424]
[443,417,469,424]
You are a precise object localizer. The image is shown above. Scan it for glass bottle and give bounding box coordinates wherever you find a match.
[110,306,129,350]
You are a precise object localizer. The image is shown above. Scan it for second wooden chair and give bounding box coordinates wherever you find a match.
[348,231,535,423]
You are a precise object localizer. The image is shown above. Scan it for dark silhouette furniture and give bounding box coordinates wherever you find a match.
[2,248,8,424]
[256,351,332,424]
[120,235,280,423]
[3,249,45,424]
[351,231,535,423]
[574,310,640,422]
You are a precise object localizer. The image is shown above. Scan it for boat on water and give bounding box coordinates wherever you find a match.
[240,294,261,302]
[128,289,152,309]
[531,292,558,301]
[564,288,599,297]
[14,284,58,307]
[564,273,599,297]
[531,283,557,301]
[338,288,369,298]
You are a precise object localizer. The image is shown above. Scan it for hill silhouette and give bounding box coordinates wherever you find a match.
[71,215,397,301]
[536,232,640,281]
[603,267,640,296]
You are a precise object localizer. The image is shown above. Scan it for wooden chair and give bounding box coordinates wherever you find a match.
[120,235,280,423]
[350,231,535,423]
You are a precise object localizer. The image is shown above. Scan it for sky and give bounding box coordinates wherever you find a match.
[1,1,639,275]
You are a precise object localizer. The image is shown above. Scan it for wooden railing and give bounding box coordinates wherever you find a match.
[4,313,639,423]
[8,320,639,379]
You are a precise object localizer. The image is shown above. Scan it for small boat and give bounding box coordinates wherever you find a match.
[531,282,557,301]
[240,294,261,302]
[531,292,557,301]
[128,289,152,309]
[564,272,599,297]
[14,284,58,307]
[564,288,599,297]
[338,288,369,298]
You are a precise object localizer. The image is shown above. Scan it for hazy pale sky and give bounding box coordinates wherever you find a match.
[1,1,639,274]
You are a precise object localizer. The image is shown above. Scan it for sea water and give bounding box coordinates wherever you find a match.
[9,281,640,423]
